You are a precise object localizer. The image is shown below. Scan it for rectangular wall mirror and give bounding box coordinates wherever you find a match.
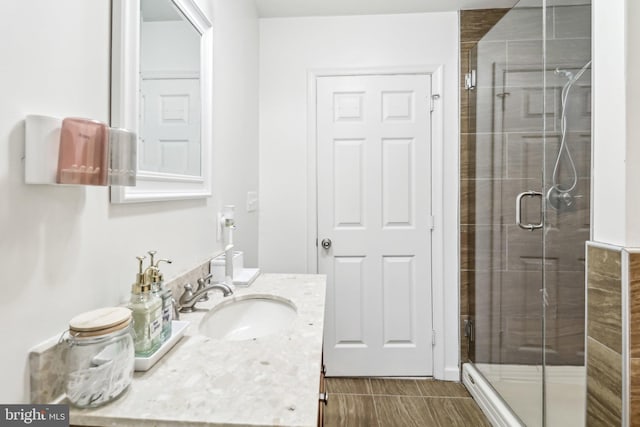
[110,0,212,203]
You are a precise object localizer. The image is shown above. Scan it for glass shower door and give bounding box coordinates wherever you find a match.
[466,1,592,426]
[542,2,591,425]
[467,1,546,425]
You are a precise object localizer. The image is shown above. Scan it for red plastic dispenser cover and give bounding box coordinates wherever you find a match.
[57,117,109,186]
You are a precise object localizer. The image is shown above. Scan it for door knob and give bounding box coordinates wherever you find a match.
[321,238,332,249]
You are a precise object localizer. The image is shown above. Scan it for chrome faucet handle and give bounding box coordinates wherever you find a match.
[196,273,214,302]
[197,272,213,285]
[177,283,195,313]
[180,283,194,303]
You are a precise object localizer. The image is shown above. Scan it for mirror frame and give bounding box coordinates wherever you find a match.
[110,0,212,203]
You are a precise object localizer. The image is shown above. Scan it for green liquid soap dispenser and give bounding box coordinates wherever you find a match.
[146,250,173,343]
[128,256,163,357]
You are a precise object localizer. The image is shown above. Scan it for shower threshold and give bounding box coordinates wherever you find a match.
[463,363,585,427]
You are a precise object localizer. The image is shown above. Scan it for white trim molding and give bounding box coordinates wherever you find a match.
[110,0,213,203]
[306,65,458,380]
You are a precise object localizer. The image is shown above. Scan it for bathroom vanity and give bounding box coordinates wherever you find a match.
[68,274,326,427]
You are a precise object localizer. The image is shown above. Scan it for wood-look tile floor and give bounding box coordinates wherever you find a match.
[324,378,490,427]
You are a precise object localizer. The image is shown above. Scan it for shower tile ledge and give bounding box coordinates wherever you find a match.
[68,273,326,427]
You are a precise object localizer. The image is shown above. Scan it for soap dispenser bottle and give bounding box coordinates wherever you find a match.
[146,250,173,343]
[128,256,163,356]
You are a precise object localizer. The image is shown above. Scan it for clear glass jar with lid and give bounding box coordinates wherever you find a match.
[62,307,134,408]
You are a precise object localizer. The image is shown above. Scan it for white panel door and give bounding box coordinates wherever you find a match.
[318,74,433,376]
[140,77,201,176]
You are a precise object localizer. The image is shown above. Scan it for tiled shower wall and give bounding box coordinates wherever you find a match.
[585,245,640,425]
[585,243,622,425]
[629,251,640,425]
[459,8,510,364]
[460,5,592,366]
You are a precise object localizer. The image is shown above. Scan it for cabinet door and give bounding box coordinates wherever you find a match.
[318,357,326,426]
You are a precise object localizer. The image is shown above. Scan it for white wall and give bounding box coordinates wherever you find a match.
[592,0,640,247]
[0,0,258,403]
[258,12,460,378]
[212,0,260,266]
[625,0,640,247]
[592,0,626,246]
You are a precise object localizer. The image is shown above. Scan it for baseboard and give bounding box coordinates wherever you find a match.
[444,366,461,381]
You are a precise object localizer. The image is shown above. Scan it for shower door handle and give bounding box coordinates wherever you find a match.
[516,191,543,231]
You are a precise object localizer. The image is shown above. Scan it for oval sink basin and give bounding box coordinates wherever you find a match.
[198,295,297,341]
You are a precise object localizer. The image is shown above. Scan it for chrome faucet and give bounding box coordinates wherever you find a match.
[178,281,233,313]
[195,272,214,302]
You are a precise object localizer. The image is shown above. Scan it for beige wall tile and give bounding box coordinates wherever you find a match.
[631,358,640,426]
[630,253,640,358]
[587,273,622,353]
[460,9,510,43]
[586,337,622,426]
[587,245,622,279]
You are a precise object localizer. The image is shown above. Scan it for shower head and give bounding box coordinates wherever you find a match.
[554,68,574,80]
[555,61,592,84]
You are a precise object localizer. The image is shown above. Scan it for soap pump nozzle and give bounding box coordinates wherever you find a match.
[132,255,151,294]
[145,250,173,285]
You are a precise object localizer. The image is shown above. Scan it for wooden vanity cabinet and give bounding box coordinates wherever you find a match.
[318,358,327,426]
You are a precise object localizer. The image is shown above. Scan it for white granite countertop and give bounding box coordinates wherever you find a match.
[69,273,326,427]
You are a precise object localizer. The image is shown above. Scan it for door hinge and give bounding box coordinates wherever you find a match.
[464,318,475,343]
[430,94,440,112]
[432,330,436,346]
[315,238,318,247]
[426,215,435,231]
[464,70,476,91]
